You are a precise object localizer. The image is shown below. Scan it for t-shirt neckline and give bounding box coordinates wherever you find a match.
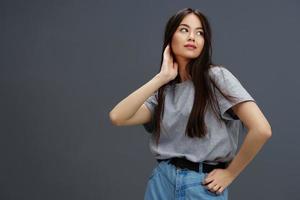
[175,79,192,86]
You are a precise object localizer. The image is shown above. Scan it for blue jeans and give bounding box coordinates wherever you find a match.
[144,159,229,200]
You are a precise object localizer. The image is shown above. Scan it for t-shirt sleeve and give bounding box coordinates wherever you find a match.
[209,66,256,121]
[142,91,158,133]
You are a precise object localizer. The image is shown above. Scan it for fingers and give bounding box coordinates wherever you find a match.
[163,44,173,63]
[202,178,213,185]
[163,44,170,59]
[204,181,221,194]
[202,174,213,185]
[202,178,225,194]
[200,169,229,195]
[210,185,224,194]
[212,184,221,192]
[216,186,224,194]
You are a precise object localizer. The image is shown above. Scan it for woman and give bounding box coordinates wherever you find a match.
[109,8,272,199]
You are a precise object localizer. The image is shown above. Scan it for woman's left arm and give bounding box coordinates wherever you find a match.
[202,100,272,194]
[225,100,272,178]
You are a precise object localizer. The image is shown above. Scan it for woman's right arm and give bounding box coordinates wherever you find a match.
[108,74,167,126]
[109,44,178,126]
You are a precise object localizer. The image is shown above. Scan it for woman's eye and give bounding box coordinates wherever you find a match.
[180,28,188,32]
[180,28,203,36]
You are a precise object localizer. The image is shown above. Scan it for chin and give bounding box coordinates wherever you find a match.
[183,53,199,59]
[176,52,200,60]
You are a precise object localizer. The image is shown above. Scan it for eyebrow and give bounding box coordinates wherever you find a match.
[179,23,203,30]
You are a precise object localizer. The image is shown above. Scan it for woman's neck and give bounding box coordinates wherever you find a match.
[176,57,191,82]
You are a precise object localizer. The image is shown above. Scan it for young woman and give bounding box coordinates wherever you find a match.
[109,8,272,200]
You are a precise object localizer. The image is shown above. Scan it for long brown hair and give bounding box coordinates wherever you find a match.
[152,8,239,146]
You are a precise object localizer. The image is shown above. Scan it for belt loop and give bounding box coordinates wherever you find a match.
[198,162,203,173]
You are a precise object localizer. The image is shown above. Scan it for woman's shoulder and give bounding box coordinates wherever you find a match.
[208,64,230,74]
[208,64,228,78]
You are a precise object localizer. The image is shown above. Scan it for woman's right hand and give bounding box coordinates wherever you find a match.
[158,44,178,84]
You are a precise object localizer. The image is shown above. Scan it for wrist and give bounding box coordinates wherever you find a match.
[154,73,169,85]
[226,165,240,179]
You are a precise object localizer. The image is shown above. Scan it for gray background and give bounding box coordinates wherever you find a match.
[1,0,299,199]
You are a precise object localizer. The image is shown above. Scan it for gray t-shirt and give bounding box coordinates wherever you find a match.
[142,66,256,164]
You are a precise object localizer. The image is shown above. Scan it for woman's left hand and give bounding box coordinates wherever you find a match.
[201,168,237,195]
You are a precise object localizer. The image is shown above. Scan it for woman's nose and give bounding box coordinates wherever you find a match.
[188,32,195,40]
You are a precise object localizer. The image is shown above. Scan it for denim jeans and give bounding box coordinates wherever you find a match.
[144,159,229,200]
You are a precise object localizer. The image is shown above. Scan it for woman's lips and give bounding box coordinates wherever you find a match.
[184,46,196,50]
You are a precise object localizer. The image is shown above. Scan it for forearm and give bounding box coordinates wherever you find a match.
[109,74,166,123]
[226,130,271,178]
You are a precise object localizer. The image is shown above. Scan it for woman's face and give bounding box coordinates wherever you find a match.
[171,13,205,61]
